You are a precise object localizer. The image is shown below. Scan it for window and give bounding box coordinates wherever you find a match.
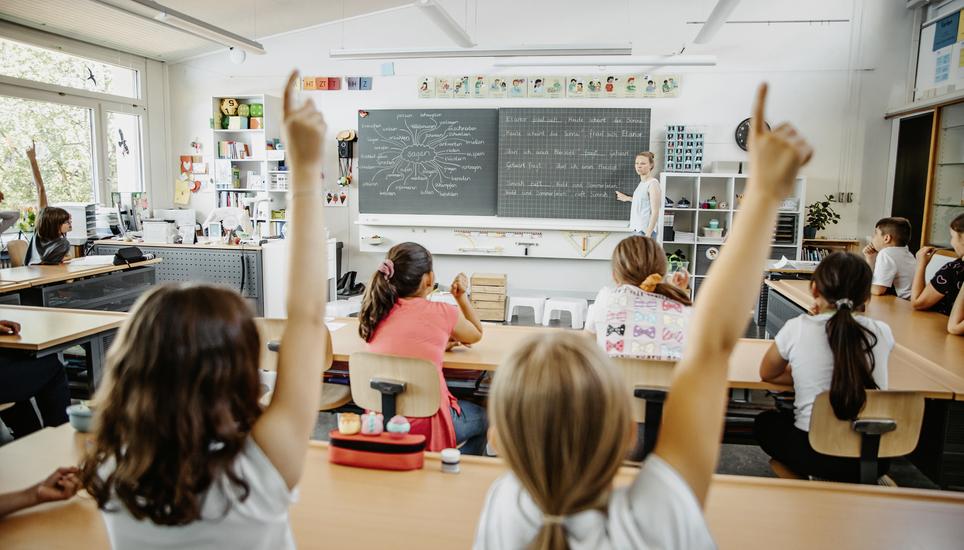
[0,37,138,98]
[0,28,151,217]
[0,95,95,210]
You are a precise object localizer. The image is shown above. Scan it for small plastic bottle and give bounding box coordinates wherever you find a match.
[441,448,461,474]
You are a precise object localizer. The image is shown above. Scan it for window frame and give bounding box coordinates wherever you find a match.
[0,22,152,206]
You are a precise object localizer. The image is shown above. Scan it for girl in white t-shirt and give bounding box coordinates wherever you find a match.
[584,235,691,361]
[615,152,661,237]
[80,71,331,550]
[755,252,894,482]
[475,83,812,549]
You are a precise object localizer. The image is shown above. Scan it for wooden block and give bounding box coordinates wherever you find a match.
[475,307,505,321]
[316,77,329,90]
[471,273,506,286]
[471,285,504,295]
[471,292,505,302]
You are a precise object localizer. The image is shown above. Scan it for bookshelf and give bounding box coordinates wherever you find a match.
[802,238,861,261]
[212,94,287,238]
[660,172,806,297]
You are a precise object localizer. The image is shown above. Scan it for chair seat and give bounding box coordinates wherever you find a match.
[320,382,352,411]
[507,296,546,322]
[0,402,14,413]
[542,298,589,329]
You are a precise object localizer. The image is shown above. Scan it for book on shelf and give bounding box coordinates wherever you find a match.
[217,141,253,160]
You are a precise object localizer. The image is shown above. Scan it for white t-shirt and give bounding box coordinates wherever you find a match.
[872,246,916,299]
[585,285,691,360]
[101,438,296,550]
[474,455,714,550]
[775,313,894,431]
[629,178,660,233]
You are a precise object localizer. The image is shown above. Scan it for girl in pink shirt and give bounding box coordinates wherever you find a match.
[359,242,487,454]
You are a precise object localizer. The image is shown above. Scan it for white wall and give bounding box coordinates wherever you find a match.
[166,0,913,294]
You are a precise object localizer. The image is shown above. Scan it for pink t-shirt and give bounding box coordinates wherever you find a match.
[367,297,460,451]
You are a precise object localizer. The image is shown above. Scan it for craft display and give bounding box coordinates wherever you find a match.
[664,125,704,173]
[418,73,679,99]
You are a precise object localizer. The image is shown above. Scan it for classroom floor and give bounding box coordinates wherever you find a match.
[308,309,939,491]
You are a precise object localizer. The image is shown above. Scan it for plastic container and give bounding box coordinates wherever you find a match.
[66,404,94,432]
[703,227,724,239]
[441,448,461,474]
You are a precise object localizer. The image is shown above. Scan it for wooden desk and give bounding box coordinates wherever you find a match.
[0,259,160,286]
[254,318,951,399]
[0,306,127,397]
[2,425,964,550]
[766,280,964,397]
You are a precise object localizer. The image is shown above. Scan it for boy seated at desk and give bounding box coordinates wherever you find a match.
[863,217,915,299]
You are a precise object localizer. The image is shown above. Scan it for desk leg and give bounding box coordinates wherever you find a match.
[633,388,668,460]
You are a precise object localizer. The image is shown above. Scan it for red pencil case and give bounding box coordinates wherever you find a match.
[328,431,426,471]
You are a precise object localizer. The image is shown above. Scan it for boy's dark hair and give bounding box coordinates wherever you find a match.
[875,217,912,247]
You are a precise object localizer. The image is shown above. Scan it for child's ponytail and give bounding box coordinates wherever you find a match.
[358,242,434,342]
[814,253,879,420]
[613,236,692,306]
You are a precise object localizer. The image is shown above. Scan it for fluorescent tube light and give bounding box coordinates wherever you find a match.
[153,12,265,54]
[329,43,634,59]
[492,55,717,68]
[693,0,741,44]
[415,0,475,47]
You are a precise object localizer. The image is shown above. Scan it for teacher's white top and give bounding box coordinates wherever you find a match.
[629,178,660,233]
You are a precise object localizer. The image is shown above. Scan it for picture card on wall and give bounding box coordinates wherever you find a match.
[436,76,453,97]
[452,75,471,98]
[622,75,639,97]
[585,77,603,97]
[328,77,342,90]
[347,77,359,90]
[528,76,547,97]
[603,75,621,97]
[544,77,564,98]
[359,77,373,90]
[471,75,488,98]
[417,76,434,97]
[566,76,585,97]
[302,77,317,90]
[489,77,507,98]
[316,77,329,90]
[508,76,526,98]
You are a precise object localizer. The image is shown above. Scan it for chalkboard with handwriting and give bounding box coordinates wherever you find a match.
[497,108,650,219]
[358,109,498,215]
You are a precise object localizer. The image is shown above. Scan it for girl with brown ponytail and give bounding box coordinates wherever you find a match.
[584,235,692,360]
[755,252,895,481]
[476,83,812,549]
[359,242,487,454]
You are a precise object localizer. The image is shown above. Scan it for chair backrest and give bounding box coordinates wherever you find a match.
[808,391,925,458]
[925,253,953,282]
[611,356,676,423]
[349,352,440,418]
[8,240,27,267]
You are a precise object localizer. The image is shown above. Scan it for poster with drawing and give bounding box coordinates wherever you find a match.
[435,76,453,98]
[417,77,434,98]
[544,77,565,98]
[472,75,488,98]
[508,77,526,98]
[603,75,621,97]
[528,76,547,97]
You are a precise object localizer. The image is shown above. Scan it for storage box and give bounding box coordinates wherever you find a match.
[226,116,248,130]
[249,117,263,129]
[473,304,506,322]
[249,103,263,117]
[471,273,507,287]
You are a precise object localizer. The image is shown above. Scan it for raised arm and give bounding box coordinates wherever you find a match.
[654,84,812,505]
[26,141,49,209]
[450,272,483,344]
[910,247,943,310]
[252,71,328,489]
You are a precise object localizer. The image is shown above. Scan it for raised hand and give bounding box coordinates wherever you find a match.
[450,273,469,299]
[748,84,813,200]
[282,71,327,176]
[916,246,937,263]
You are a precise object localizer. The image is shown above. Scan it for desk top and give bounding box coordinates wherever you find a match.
[1,425,963,550]
[767,279,964,400]
[256,317,952,398]
[0,259,160,287]
[0,281,31,293]
[94,239,262,251]
[0,306,127,351]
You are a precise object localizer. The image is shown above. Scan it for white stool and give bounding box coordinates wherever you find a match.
[542,298,589,329]
[507,296,546,323]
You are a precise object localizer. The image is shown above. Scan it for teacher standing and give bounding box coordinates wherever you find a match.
[615,151,661,238]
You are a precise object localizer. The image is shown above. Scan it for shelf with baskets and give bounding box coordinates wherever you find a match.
[660,172,806,298]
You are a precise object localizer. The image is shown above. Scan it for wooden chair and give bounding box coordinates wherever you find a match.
[8,240,27,267]
[808,391,925,485]
[348,351,440,426]
[612,357,675,458]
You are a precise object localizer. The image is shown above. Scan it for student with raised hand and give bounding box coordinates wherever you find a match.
[359,242,487,454]
[474,84,812,549]
[755,252,893,481]
[80,70,328,549]
[24,141,72,265]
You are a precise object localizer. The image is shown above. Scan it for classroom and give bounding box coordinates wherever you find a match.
[1,0,963,548]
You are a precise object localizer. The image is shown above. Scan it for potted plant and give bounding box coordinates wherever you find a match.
[804,194,840,239]
[16,206,36,234]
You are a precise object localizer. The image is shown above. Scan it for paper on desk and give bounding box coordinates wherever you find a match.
[68,255,116,266]
[326,322,346,332]
[772,256,791,269]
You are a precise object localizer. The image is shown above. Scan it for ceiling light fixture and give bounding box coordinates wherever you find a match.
[329,43,634,59]
[492,55,717,68]
[415,0,475,47]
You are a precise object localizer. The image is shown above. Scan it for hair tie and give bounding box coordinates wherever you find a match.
[542,514,565,525]
[377,259,395,280]
[639,273,663,293]
[835,298,853,311]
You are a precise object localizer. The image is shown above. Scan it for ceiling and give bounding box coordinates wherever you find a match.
[0,0,412,61]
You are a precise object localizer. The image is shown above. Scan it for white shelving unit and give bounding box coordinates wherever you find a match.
[212,94,288,238]
[660,172,806,297]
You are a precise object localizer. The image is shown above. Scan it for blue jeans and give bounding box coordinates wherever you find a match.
[452,400,487,456]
